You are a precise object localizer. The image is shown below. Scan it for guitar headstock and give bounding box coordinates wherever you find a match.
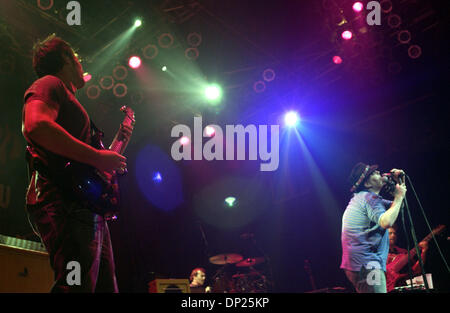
[433,225,446,236]
[120,106,136,126]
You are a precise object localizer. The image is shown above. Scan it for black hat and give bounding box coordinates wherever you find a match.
[348,162,378,193]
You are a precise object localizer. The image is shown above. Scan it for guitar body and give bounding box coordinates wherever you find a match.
[62,161,119,219]
[60,106,135,220]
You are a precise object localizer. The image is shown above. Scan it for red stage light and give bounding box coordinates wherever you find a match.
[333,56,343,64]
[128,56,142,69]
[342,30,353,40]
[353,2,364,13]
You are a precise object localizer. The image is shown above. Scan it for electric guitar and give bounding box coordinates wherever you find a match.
[62,106,135,220]
[386,225,446,292]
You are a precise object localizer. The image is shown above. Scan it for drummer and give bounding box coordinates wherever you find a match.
[189,267,212,293]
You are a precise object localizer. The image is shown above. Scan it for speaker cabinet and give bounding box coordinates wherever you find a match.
[0,244,53,292]
[148,279,191,293]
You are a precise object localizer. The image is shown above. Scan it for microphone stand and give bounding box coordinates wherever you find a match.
[406,175,450,275]
[400,199,416,291]
[197,220,214,288]
[249,236,275,292]
[403,196,430,292]
[396,173,430,292]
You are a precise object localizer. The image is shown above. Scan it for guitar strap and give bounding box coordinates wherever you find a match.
[90,119,103,137]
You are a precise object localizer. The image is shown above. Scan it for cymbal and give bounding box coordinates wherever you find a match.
[235,257,265,267]
[209,253,243,265]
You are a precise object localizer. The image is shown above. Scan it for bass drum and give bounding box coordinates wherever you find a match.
[211,273,233,293]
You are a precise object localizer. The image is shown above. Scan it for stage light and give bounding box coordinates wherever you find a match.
[134,19,142,27]
[128,56,141,69]
[153,172,162,183]
[284,111,300,127]
[352,2,363,12]
[113,65,128,81]
[83,73,92,82]
[180,136,190,145]
[162,66,167,72]
[204,84,222,102]
[86,85,100,100]
[205,126,215,136]
[333,55,343,64]
[342,30,353,40]
[113,83,128,98]
[225,197,236,207]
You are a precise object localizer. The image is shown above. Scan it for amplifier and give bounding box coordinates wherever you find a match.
[148,279,191,293]
[0,238,53,292]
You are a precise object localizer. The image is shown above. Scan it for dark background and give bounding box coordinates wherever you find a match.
[0,0,448,292]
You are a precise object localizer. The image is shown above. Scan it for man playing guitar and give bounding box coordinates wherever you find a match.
[386,224,445,292]
[22,34,132,292]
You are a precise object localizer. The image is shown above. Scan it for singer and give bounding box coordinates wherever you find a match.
[340,162,406,293]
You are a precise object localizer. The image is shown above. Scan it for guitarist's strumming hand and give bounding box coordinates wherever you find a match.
[418,241,429,253]
[92,150,127,175]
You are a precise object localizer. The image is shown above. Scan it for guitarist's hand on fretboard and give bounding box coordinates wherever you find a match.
[118,123,133,142]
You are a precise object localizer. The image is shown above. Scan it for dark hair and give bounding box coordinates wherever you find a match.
[32,34,75,78]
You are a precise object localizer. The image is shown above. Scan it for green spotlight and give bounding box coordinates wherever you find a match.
[162,66,167,72]
[204,84,222,103]
[134,19,142,27]
[225,197,236,207]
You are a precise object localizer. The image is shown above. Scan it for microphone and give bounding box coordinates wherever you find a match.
[381,173,391,183]
[382,171,405,181]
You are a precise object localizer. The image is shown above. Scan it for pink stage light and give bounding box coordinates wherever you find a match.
[128,56,142,69]
[333,56,343,64]
[180,136,190,145]
[342,30,353,40]
[83,73,92,82]
[205,126,215,136]
[352,2,364,13]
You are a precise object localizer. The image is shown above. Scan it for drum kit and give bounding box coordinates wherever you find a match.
[208,253,271,293]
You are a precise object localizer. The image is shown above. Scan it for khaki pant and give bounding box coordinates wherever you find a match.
[344,267,387,293]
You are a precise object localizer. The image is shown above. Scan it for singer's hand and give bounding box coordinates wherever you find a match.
[390,168,405,183]
[394,183,407,200]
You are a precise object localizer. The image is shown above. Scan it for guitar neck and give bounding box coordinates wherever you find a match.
[109,134,129,155]
[108,106,135,155]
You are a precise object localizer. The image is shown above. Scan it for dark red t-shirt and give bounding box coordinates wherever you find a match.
[22,75,91,206]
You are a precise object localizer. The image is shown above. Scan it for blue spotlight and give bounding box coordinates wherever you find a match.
[284,111,300,127]
[153,171,162,183]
